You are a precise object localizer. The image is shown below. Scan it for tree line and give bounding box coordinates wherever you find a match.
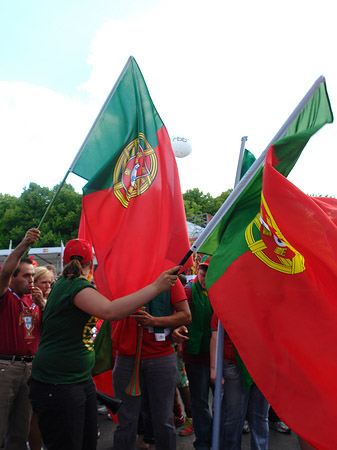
[0,183,232,248]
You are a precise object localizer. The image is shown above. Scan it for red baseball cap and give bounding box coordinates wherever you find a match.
[199,255,211,267]
[63,238,93,265]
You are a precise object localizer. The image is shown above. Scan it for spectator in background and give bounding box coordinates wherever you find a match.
[173,256,214,450]
[0,229,42,450]
[33,266,54,300]
[45,264,57,284]
[112,276,191,450]
[173,273,193,437]
[27,266,55,450]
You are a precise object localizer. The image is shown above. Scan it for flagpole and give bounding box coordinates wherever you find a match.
[211,136,248,450]
[187,75,325,254]
[37,170,70,229]
[212,322,225,450]
[234,136,248,186]
[36,57,134,230]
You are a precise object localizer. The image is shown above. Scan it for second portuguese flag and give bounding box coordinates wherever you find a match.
[74,57,191,300]
[202,78,337,449]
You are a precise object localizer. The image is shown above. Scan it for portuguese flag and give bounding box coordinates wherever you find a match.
[74,57,191,300]
[202,80,336,448]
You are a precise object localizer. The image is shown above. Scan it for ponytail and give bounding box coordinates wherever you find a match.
[62,258,84,280]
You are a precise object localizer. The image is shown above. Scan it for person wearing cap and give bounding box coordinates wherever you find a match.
[172,255,214,450]
[29,238,180,450]
[0,228,43,450]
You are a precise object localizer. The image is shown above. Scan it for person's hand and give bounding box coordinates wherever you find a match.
[130,309,155,327]
[23,228,40,246]
[172,325,189,343]
[32,286,46,309]
[210,366,224,386]
[153,266,181,293]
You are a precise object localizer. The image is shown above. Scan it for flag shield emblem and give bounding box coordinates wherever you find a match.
[245,202,305,275]
[113,133,158,208]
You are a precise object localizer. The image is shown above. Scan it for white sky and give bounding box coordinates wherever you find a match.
[1,0,336,199]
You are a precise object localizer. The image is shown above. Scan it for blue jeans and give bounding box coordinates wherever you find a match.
[221,361,269,450]
[112,354,177,450]
[185,363,214,450]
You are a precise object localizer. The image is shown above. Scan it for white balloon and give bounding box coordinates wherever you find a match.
[171,135,192,158]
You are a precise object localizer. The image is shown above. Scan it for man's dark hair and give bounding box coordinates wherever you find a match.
[13,258,33,278]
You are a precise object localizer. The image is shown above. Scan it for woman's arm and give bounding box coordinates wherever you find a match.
[74,266,180,321]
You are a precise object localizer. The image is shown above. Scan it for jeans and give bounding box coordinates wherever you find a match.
[29,377,97,450]
[0,360,32,450]
[221,361,269,450]
[112,353,177,450]
[185,363,214,450]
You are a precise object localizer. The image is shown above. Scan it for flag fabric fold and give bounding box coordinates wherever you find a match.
[205,79,336,449]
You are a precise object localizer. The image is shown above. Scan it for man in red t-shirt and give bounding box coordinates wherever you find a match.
[111,279,191,450]
[0,228,44,450]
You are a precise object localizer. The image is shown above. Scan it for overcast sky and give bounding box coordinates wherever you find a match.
[1,0,336,199]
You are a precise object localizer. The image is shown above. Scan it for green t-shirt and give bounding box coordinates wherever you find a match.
[31,277,97,384]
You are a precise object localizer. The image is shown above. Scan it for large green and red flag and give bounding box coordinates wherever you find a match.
[73,57,191,300]
[201,79,337,449]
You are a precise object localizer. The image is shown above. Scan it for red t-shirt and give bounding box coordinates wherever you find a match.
[0,288,42,356]
[115,280,187,359]
[211,312,236,364]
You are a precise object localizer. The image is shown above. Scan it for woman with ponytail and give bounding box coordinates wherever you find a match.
[29,238,180,450]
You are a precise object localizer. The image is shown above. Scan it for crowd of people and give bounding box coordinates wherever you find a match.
[0,229,312,450]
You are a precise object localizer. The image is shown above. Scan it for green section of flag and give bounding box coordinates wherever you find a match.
[202,80,333,288]
[92,320,113,377]
[240,149,256,179]
[72,57,163,194]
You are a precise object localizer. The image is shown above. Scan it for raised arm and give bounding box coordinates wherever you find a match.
[0,228,40,298]
[74,266,181,321]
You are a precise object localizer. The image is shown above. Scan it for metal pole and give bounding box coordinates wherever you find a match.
[212,136,248,450]
[234,136,248,186]
[37,170,70,230]
[212,320,225,450]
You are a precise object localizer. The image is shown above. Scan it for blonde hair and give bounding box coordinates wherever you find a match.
[34,266,54,282]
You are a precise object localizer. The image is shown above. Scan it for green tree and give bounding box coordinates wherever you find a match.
[0,183,82,248]
[183,188,232,218]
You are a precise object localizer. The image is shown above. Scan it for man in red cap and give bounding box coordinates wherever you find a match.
[0,228,44,449]
[173,255,214,450]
